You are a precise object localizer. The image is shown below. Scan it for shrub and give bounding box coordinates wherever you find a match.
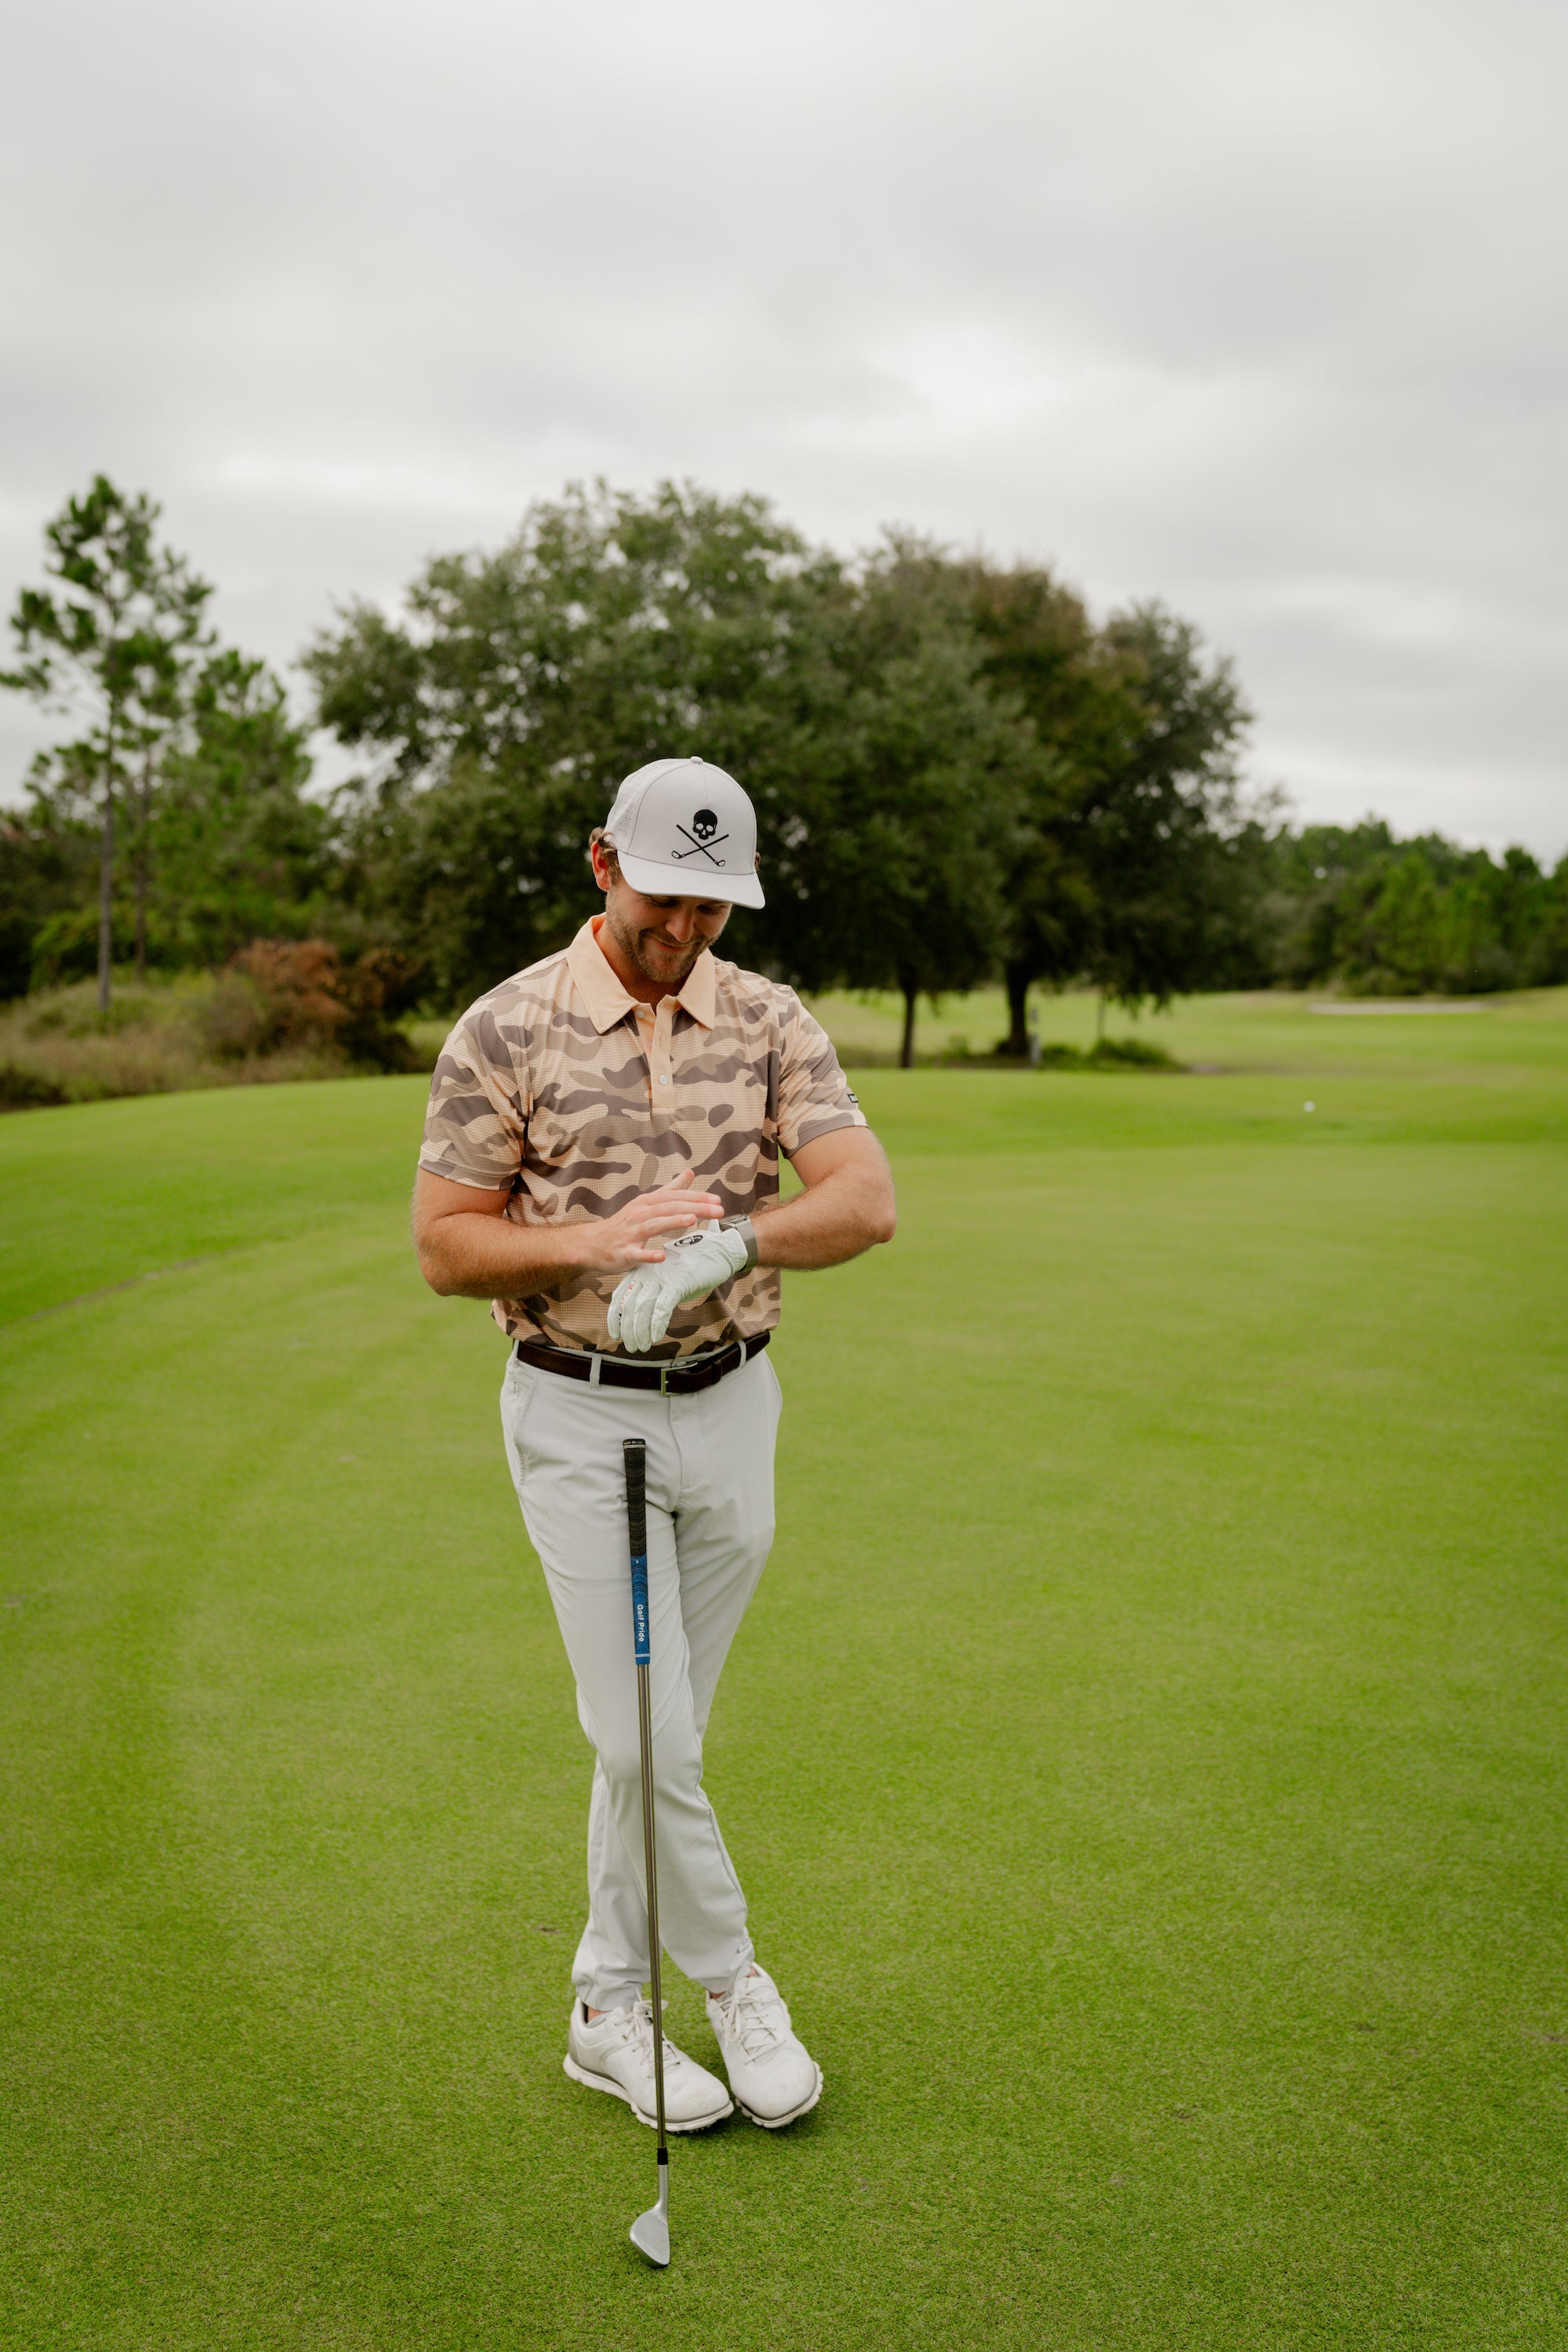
[201,940,423,1070]
[1085,1036,1179,1069]
[208,940,348,1057]
[0,1061,70,1111]
[989,1034,1180,1070]
[0,956,431,1111]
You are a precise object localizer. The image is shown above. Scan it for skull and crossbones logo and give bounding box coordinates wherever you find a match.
[672,807,730,865]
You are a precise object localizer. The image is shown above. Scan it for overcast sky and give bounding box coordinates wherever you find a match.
[3,0,1563,855]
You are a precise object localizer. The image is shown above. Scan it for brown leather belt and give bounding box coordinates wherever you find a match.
[514,1330,770,1396]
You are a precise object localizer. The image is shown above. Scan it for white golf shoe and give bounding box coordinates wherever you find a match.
[705,1965,822,2128]
[563,1998,733,2131]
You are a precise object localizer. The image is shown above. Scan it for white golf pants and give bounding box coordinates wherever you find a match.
[499,1345,782,2013]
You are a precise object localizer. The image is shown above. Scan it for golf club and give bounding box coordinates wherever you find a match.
[623,1438,670,2268]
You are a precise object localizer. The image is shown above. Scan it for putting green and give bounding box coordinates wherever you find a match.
[3,1009,1566,2348]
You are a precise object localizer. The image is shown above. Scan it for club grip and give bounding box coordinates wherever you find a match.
[623,1439,650,1666]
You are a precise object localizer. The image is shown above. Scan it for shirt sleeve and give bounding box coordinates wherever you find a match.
[774,993,868,1159]
[418,1001,530,1190]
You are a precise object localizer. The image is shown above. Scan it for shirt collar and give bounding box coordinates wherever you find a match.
[567,916,716,1034]
[674,938,716,1029]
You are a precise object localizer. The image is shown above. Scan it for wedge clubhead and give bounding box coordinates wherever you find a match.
[630,2154,670,2267]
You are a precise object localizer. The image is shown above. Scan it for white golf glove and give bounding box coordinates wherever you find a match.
[608,1224,751,1355]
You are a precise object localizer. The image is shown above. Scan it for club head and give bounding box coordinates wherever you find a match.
[630,2203,669,2266]
[630,2162,670,2267]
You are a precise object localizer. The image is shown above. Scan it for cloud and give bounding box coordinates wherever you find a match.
[2,0,1564,855]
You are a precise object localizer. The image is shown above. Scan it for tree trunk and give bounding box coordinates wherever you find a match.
[1003,962,1030,1057]
[97,792,114,1013]
[899,983,917,1069]
[134,757,151,984]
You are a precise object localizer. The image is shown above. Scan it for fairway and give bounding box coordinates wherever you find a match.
[3,1001,1567,2350]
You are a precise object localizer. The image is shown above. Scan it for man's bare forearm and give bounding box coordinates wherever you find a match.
[418,1209,593,1301]
[754,1158,897,1272]
[426,1184,892,1294]
[412,1166,729,1301]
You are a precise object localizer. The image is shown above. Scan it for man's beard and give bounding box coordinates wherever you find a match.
[605,901,707,986]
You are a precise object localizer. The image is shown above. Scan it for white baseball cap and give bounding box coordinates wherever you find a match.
[601,757,764,909]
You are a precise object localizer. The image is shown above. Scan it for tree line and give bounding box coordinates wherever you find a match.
[5,475,1566,1060]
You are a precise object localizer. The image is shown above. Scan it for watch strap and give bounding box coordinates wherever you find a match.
[720,1214,759,1272]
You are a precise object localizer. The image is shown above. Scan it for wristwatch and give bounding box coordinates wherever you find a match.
[720,1214,760,1272]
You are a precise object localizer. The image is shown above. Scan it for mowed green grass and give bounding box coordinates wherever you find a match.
[807,978,1568,1082]
[3,1000,1567,2350]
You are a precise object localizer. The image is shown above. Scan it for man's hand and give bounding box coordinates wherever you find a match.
[412,1134,895,1311]
[608,1224,751,1353]
[412,1166,723,1301]
[583,1171,726,1274]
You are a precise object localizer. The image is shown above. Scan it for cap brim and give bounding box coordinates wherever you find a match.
[615,848,764,909]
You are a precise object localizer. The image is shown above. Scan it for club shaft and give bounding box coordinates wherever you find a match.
[635,1655,667,2154]
[623,1439,667,2158]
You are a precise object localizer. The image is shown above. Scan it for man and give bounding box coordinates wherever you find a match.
[412,756,896,2133]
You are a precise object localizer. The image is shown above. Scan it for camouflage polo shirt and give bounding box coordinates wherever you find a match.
[419,916,866,1356]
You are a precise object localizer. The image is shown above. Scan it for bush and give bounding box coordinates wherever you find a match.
[201,941,424,1071]
[203,941,347,1058]
[0,1061,70,1111]
[0,953,431,1110]
[1085,1036,1179,1069]
[989,1034,1181,1070]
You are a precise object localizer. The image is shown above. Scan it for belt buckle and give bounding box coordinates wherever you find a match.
[656,1345,732,1396]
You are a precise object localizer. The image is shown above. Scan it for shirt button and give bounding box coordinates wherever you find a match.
[659,1075,669,1085]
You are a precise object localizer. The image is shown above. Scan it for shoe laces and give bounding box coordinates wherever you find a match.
[720,1975,788,2061]
[613,1998,677,2071]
